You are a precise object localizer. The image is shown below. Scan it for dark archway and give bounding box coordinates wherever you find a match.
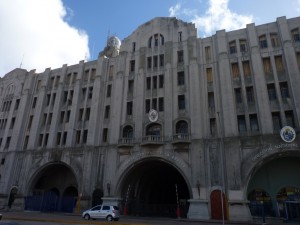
[25,163,78,213]
[247,156,300,219]
[120,159,190,218]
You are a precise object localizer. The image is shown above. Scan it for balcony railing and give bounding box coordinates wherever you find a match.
[141,135,164,146]
[117,138,134,148]
[172,133,191,144]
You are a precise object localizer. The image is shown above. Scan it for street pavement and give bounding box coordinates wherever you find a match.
[0,211,298,225]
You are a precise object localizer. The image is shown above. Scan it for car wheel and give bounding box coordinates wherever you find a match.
[84,214,90,220]
[106,215,113,221]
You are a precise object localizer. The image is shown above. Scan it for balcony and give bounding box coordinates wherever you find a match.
[141,135,164,146]
[172,133,191,145]
[117,138,134,148]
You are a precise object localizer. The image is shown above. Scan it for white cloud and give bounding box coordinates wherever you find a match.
[0,0,90,76]
[169,3,181,17]
[169,0,253,37]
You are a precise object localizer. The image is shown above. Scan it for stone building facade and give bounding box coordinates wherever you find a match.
[1,16,300,221]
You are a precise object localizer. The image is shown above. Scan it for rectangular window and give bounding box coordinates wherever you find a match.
[242,61,251,77]
[159,54,164,67]
[159,75,164,88]
[47,113,52,125]
[280,82,289,98]
[250,114,259,131]
[152,76,157,89]
[10,117,15,129]
[208,92,215,108]
[84,70,89,82]
[130,60,135,72]
[66,110,71,122]
[5,137,11,148]
[263,57,272,74]
[79,108,84,121]
[62,132,67,145]
[85,108,90,121]
[32,97,37,108]
[231,63,240,78]
[28,115,33,130]
[60,111,65,123]
[44,133,49,147]
[68,90,73,105]
[72,72,77,84]
[63,91,68,103]
[104,105,110,118]
[145,99,151,113]
[146,77,151,90]
[292,29,300,42]
[178,50,184,63]
[206,68,213,82]
[102,128,108,142]
[259,35,268,48]
[51,93,56,106]
[178,95,185,110]
[237,115,246,133]
[271,33,280,47]
[178,31,182,42]
[14,99,20,111]
[297,52,300,71]
[205,46,211,61]
[239,40,247,52]
[91,69,96,80]
[132,42,136,52]
[159,97,164,112]
[153,55,158,68]
[88,87,93,99]
[83,130,88,143]
[275,55,284,73]
[147,57,152,69]
[246,86,254,103]
[177,71,185,86]
[229,41,237,54]
[152,98,157,110]
[42,113,47,126]
[267,84,277,101]
[76,130,81,144]
[24,136,29,149]
[272,112,281,131]
[285,110,295,127]
[235,88,242,104]
[46,94,51,106]
[210,118,216,137]
[107,84,112,97]
[127,101,133,115]
[128,80,134,94]
[56,132,61,146]
[39,134,43,147]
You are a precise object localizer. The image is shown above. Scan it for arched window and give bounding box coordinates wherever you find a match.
[176,120,188,134]
[148,36,152,48]
[146,123,161,136]
[148,34,164,48]
[123,125,133,138]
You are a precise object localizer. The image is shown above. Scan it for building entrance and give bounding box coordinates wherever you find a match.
[247,156,300,220]
[25,163,78,213]
[120,159,190,218]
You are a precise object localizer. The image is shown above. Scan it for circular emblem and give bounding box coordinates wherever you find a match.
[148,109,158,122]
[280,126,296,143]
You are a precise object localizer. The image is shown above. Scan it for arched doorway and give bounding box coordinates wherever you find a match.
[119,159,190,218]
[210,189,228,220]
[8,186,18,209]
[25,163,78,212]
[247,156,300,219]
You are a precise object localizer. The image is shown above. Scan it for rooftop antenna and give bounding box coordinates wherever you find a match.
[19,54,25,68]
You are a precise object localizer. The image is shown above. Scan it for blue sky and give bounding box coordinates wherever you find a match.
[1,0,300,76]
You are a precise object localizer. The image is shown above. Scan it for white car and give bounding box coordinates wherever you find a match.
[82,205,120,221]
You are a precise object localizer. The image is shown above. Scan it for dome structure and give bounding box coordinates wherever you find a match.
[100,36,121,58]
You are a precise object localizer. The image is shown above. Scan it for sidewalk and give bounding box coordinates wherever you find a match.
[0,211,298,225]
